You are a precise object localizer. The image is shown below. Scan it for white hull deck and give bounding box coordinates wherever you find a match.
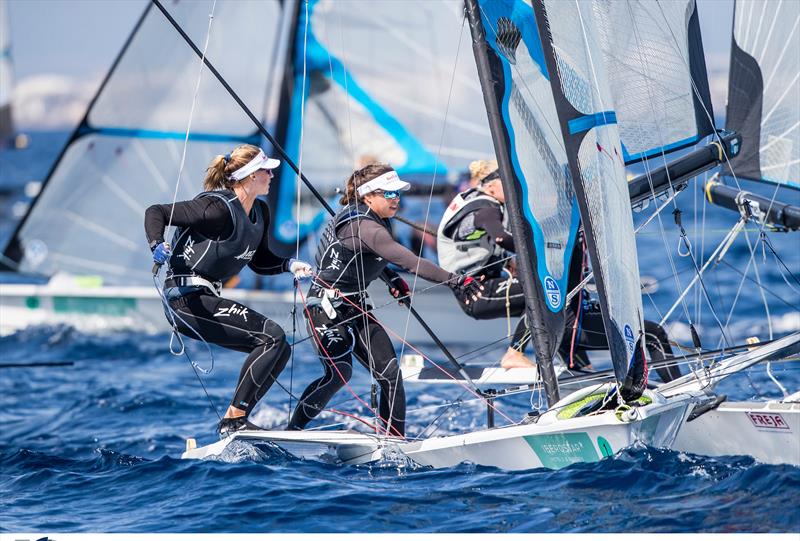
[0,278,508,345]
[399,387,698,470]
[673,399,800,466]
[182,429,404,466]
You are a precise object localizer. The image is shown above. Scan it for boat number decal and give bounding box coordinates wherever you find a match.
[624,324,635,353]
[544,276,561,309]
[523,432,599,469]
[746,412,790,431]
[597,436,613,458]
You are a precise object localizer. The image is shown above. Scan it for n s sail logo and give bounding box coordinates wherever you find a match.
[544,276,561,309]
[624,324,635,353]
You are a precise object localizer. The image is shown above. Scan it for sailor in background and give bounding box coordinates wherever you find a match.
[145,144,313,436]
[288,163,482,437]
[437,159,532,369]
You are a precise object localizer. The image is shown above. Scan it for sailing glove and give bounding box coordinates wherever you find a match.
[450,274,484,304]
[387,274,411,300]
[152,242,171,265]
[287,259,313,280]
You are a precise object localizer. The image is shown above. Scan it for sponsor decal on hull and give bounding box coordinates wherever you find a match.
[746,412,791,431]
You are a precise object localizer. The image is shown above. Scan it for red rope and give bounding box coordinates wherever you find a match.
[312,274,516,425]
[297,286,401,438]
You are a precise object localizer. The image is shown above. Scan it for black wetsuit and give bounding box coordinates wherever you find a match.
[145,191,292,416]
[289,204,455,437]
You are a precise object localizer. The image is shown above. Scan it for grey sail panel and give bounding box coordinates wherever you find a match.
[1,1,284,284]
[725,0,799,189]
[593,0,715,164]
[467,0,584,406]
[534,0,647,400]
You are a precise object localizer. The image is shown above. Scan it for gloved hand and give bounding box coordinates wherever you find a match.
[387,274,411,302]
[288,259,313,280]
[450,274,485,304]
[152,242,171,265]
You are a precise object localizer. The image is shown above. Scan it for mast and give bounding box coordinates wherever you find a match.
[464,0,564,407]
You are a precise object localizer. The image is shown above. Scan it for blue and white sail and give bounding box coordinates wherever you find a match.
[1,1,287,284]
[270,0,494,248]
[466,0,581,404]
[725,0,799,189]
[532,0,648,400]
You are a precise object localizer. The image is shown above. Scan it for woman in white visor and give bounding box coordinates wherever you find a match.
[145,144,313,436]
[288,163,483,437]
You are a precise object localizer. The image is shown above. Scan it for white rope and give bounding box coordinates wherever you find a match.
[165,0,219,232]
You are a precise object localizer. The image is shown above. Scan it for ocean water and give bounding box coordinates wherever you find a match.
[1,133,799,533]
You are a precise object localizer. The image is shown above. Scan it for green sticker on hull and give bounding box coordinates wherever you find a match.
[597,436,613,457]
[523,432,599,469]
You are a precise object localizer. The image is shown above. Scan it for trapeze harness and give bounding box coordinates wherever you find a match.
[155,190,291,416]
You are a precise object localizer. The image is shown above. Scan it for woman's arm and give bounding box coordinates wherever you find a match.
[353,220,454,284]
[473,206,515,252]
[248,200,290,275]
[144,197,233,247]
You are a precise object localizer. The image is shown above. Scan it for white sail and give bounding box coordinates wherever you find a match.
[726,0,800,188]
[2,1,286,285]
[0,0,14,143]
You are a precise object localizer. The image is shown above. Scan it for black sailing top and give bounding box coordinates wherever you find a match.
[144,190,290,282]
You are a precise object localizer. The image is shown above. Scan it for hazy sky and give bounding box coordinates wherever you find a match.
[5,0,735,129]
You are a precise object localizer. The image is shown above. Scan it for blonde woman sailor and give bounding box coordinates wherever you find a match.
[144,145,313,436]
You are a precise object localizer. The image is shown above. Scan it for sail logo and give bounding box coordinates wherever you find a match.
[214,304,249,322]
[235,245,256,261]
[624,324,635,353]
[544,276,560,309]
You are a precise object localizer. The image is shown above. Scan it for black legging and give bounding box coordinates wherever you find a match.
[168,290,291,416]
[289,305,405,437]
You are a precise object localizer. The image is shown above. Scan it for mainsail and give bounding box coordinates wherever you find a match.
[268,0,494,250]
[532,0,648,400]
[595,0,715,164]
[466,0,581,405]
[725,0,799,188]
[1,1,286,284]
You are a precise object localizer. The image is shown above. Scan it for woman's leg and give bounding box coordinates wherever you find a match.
[288,309,356,430]
[169,292,290,421]
[352,319,405,437]
[454,276,526,320]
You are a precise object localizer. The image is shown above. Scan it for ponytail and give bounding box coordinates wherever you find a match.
[203,144,261,191]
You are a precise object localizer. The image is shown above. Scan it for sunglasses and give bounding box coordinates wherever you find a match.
[377,190,401,199]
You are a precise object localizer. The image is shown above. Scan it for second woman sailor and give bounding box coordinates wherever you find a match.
[288,163,482,437]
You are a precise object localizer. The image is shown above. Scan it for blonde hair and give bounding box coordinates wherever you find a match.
[203,144,262,191]
[468,159,499,185]
[339,163,395,206]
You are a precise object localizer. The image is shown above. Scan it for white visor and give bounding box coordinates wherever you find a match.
[356,170,411,196]
[228,149,281,181]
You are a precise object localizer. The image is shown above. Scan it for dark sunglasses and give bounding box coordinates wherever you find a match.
[479,170,501,184]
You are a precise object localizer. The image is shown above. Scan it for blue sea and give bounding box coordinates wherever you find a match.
[1,132,799,533]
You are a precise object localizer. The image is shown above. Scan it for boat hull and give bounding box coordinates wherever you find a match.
[673,400,800,465]
[182,430,404,466]
[399,393,695,470]
[0,279,508,345]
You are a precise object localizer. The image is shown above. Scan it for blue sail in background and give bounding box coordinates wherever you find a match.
[269,0,494,248]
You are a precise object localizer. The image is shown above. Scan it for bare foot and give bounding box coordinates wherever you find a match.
[501,348,535,369]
